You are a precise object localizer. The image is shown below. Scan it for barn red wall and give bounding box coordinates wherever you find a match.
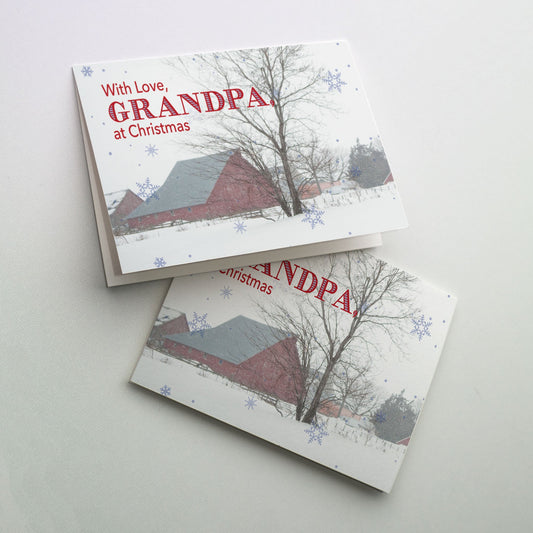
[158,315,190,336]
[205,152,278,216]
[300,180,343,199]
[148,315,190,348]
[318,401,360,419]
[162,335,302,405]
[237,337,302,405]
[127,208,185,230]
[111,190,143,228]
[128,152,279,231]
[116,190,143,218]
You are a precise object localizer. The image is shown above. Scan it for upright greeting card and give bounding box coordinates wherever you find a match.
[74,41,406,286]
[131,251,456,492]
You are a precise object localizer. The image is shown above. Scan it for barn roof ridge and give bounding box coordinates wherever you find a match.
[126,150,236,219]
[164,314,291,365]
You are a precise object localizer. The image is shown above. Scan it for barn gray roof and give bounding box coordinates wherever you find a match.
[127,150,234,219]
[164,315,290,365]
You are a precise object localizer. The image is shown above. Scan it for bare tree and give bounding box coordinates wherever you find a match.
[329,358,377,418]
[294,135,347,196]
[255,251,418,424]
[167,45,336,217]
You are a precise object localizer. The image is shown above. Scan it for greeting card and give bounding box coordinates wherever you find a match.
[74,41,406,285]
[131,251,456,492]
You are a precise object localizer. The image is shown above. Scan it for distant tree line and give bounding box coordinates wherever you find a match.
[348,138,391,189]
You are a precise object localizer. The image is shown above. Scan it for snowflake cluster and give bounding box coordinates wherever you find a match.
[81,66,93,77]
[374,411,386,424]
[220,286,232,299]
[302,205,325,229]
[304,421,329,445]
[160,385,171,396]
[245,397,257,410]
[136,177,160,202]
[350,165,362,178]
[322,70,347,93]
[188,312,211,337]
[145,144,159,157]
[410,315,432,341]
[154,257,166,268]
[233,220,247,234]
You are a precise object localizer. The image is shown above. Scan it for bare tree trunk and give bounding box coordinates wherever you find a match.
[278,119,303,215]
[336,397,347,418]
[271,176,294,217]
[295,399,305,421]
[301,360,336,423]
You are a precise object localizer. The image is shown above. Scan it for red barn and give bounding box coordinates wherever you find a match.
[105,189,143,231]
[318,400,360,419]
[396,437,411,446]
[162,315,303,405]
[147,306,190,350]
[127,150,278,231]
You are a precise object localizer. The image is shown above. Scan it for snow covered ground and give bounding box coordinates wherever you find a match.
[116,183,405,274]
[131,348,407,493]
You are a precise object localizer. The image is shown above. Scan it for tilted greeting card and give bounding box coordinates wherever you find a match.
[73,41,405,286]
[131,251,456,492]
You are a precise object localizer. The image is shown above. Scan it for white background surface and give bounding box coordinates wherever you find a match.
[1,1,532,531]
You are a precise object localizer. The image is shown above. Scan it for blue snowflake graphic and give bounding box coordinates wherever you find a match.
[188,312,211,337]
[410,314,433,341]
[302,205,325,229]
[245,397,257,410]
[322,70,347,93]
[220,286,232,299]
[145,144,159,157]
[350,165,362,178]
[81,66,93,77]
[154,257,166,268]
[160,385,171,396]
[304,421,329,445]
[360,301,369,313]
[136,177,160,202]
[234,220,247,234]
[374,411,386,424]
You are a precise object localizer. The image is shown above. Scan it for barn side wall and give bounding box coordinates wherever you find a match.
[111,190,143,229]
[162,336,302,405]
[127,152,279,231]
[148,315,190,349]
[205,152,278,216]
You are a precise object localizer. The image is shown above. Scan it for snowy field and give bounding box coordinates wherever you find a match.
[132,347,407,493]
[116,183,406,274]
